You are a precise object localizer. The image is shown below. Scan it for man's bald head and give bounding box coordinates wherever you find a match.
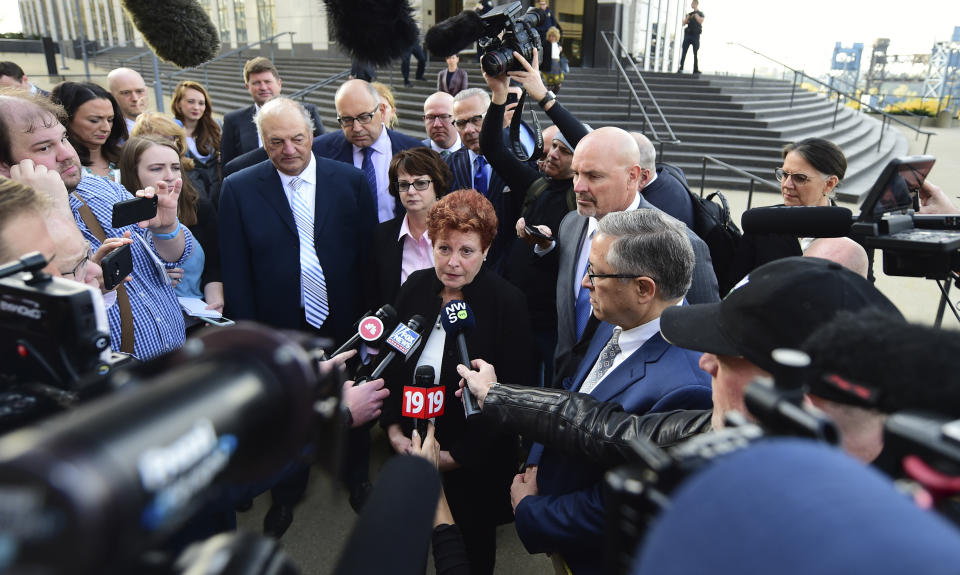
[805,237,870,278]
[423,91,458,149]
[629,132,657,172]
[571,127,643,218]
[107,68,148,121]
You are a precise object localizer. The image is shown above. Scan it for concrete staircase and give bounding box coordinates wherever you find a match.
[95,47,907,201]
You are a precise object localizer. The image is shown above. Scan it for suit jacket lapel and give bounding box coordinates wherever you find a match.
[313,155,334,240]
[257,165,297,236]
[590,332,672,403]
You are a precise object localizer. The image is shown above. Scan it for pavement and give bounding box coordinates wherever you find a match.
[6,50,960,573]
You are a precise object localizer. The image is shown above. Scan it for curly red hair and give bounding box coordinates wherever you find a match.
[427,189,498,250]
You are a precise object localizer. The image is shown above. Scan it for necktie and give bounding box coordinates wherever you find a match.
[361,147,378,210]
[580,327,622,394]
[474,155,488,197]
[289,177,329,328]
[440,149,450,158]
[574,230,595,341]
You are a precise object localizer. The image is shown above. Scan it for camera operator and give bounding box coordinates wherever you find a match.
[455,257,903,467]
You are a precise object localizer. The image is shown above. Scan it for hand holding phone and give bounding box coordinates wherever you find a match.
[100,243,133,291]
[112,196,158,228]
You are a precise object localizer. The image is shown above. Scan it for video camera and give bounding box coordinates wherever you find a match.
[476,1,543,77]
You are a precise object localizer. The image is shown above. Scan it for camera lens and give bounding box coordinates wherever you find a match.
[481,48,513,77]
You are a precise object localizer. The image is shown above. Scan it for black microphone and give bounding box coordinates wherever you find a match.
[333,456,440,575]
[361,315,428,383]
[439,300,481,418]
[413,365,436,438]
[740,206,854,237]
[0,323,341,574]
[424,10,486,57]
[120,0,221,68]
[330,304,399,358]
[324,0,419,66]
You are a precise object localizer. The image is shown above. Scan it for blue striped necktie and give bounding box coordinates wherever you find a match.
[574,230,596,341]
[474,154,488,196]
[289,176,329,328]
[361,147,378,210]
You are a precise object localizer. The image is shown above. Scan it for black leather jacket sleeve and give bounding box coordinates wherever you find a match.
[482,384,713,467]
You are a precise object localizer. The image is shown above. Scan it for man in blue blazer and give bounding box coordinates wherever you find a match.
[220,57,325,169]
[512,208,712,575]
[633,132,696,229]
[312,79,424,223]
[219,97,376,344]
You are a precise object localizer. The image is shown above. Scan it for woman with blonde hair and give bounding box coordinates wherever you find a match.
[372,81,399,129]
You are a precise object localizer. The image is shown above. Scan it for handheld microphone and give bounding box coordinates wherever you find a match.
[324,0,419,66]
[410,365,440,438]
[330,304,399,358]
[424,10,486,57]
[439,300,481,418]
[740,206,854,237]
[120,0,221,68]
[360,315,428,384]
[0,323,342,574]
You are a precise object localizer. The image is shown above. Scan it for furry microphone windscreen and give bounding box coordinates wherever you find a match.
[424,10,486,57]
[323,0,418,66]
[120,0,221,68]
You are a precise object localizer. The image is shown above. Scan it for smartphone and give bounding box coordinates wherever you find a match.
[199,315,236,327]
[112,196,158,228]
[505,91,520,107]
[101,243,133,291]
[524,224,553,242]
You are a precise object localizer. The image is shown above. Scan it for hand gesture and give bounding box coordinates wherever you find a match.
[137,179,182,233]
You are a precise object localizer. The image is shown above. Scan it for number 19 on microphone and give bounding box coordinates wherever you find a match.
[402,386,445,419]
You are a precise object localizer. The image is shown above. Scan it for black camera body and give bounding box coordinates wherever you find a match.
[0,259,121,392]
[478,1,543,77]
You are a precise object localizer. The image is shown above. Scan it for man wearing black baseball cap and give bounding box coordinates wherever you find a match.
[457,256,904,458]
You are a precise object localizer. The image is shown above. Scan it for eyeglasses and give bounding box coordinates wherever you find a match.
[453,115,484,129]
[397,178,433,192]
[423,114,453,124]
[585,263,643,288]
[63,241,93,280]
[337,105,379,128]
[774,168,819,186]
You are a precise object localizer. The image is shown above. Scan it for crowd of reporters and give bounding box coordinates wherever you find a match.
[2,21,960,574]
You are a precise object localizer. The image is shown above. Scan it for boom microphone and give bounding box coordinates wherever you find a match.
[324,0,419,66]
[330,304,399,358]
[424,10,486,57]
[120,0,221,68]
[440,300,481,418]
[741,206,854,237]
[0,323,342,574]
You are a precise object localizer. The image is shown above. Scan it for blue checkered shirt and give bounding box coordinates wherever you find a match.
[68,175,193,360]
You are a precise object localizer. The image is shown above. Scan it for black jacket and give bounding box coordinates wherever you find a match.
[482,384,712,467]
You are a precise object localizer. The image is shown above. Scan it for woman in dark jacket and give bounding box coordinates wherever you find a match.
[724,137,845,293]
[368,148,451,308]
[380,189,537,575]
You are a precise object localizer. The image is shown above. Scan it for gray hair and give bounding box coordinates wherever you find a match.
[454,87,491,108]
[630,132,657,172]
[597,208,694,300]
[254,97,315,143]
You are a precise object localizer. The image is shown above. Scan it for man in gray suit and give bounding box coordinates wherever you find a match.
[531,126,719,384]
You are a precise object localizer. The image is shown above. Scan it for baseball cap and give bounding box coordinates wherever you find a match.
[660,256,902,376]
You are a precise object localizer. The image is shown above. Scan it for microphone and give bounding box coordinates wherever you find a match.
[740,206,854,237]
[324,0,419,66]
[406,365,444,438]
[424,10,486,57]
[0,323,342,574]
[330,304,399,358]
[120,0,221,68]
[333,456,440,575]
[439,300,481,418]
[362,315,428,382]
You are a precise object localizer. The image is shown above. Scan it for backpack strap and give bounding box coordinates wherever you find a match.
[71,192,136,355]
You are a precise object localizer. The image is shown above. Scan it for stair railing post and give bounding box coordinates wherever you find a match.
[747,179,755,210]
[700,157,707,198]
[790,70,797,108]
[876,115,886,153]
[832,92,841,129]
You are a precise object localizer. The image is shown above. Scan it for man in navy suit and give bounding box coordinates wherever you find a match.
[511,208,712,574]
[312,79,424,223]
[445,88,521,272]
[220,57,325,169]
[632,132,696,229]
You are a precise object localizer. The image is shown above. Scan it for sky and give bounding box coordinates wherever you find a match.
[1,1,958,78]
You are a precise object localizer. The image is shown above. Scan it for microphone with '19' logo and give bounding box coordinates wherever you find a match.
[440,300,481,418]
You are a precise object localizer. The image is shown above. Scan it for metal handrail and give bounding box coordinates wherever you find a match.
[288,70,350,102]
[599,31,680,159]
[727,42,935,154]
[699,155,779,210]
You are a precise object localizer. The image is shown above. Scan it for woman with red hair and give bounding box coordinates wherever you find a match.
[380,189,536,575]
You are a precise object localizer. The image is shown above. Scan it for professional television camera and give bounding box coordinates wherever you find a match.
[602,379,839,575]
[0,252,131,432]
[475,1,544,77]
